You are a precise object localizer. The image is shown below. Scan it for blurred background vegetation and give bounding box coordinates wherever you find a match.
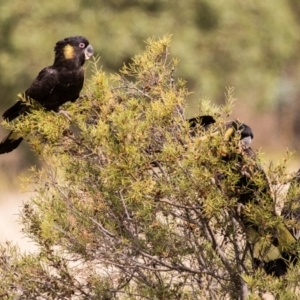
[1,0,300,187]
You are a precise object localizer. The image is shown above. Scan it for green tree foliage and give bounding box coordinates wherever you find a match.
[1,36,300,299]
[2,0,300,177]
[1,0,300,110]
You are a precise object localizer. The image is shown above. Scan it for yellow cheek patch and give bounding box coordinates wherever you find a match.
[63,44,75,59]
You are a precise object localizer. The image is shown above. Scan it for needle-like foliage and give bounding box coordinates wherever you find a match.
[1,36,300,299]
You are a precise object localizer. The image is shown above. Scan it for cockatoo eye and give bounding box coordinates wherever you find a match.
[79,43,85,48]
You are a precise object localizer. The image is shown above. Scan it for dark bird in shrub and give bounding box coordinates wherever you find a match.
[189,116,297,277]
[0,36,94,154]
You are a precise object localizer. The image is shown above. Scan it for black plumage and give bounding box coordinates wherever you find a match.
[234,152,296,276]
[188,115,216,130]
[0,36,94,154]
[189,116,297,276]
[223,120,297,277]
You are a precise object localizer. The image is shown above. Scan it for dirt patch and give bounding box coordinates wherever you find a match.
[0,192,37,252]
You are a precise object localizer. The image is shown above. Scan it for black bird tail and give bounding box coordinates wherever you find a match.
[2,100,30,121]
[247,219,298,277]
[0,131,23,154]
[255,252,298,277]
[188,115,216,129]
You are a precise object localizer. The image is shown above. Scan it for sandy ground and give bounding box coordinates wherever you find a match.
[0,192,37,252]
[0,192,278,299]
